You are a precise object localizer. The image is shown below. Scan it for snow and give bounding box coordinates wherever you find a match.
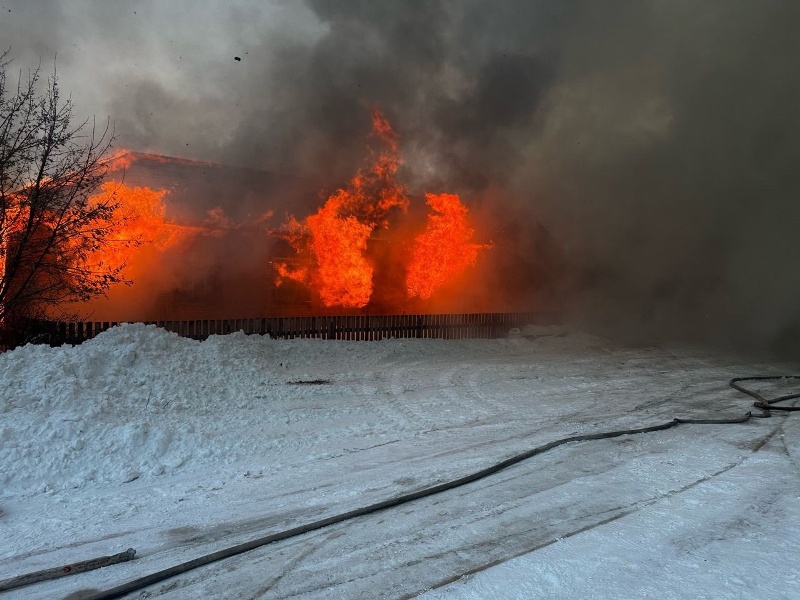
[0,323,798,599]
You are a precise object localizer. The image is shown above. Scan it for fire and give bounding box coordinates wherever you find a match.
[275,108,491,309]
[64,117,492,318]
[274,262,308,287]
[87,182,198,277]
[103,149,216,173]
[76,164,278,320]
[307,201,375,307]
[407,193,492,299]
[0,200,26,312]
[275,108,409,307]
[103,150,138,172]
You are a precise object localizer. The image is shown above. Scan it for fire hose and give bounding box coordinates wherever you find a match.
[0,549,136,592]
[2,376,798,598]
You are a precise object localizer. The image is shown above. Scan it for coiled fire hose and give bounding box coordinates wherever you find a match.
[2,376,797,598]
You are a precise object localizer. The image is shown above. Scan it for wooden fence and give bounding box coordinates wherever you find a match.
[24,312,555,346]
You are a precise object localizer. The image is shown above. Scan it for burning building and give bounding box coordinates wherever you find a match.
[74,111,561,322]
[71,151,317,321]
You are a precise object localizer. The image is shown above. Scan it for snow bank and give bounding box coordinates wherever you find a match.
[0,323,535,498]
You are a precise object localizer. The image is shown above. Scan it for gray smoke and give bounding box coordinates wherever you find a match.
[515,1,800,356]
[3,0,800,356]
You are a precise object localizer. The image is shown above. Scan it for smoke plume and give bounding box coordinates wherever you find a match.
[3,0,800,356]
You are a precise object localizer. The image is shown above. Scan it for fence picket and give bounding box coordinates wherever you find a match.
[25,311,558,346]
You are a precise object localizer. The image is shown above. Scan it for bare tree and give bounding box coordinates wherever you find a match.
[0,53,127,329]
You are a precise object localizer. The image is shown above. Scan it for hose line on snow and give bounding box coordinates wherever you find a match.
[731,376,800,411]
[6,377,799,598]
[0,549,136,593]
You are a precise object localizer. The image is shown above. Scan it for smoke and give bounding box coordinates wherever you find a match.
[3,1,800,356]
[515,1,800,356]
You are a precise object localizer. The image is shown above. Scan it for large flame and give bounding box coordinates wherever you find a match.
[275,109,491,309]
[275,108,409,307]
[407,193,492,299]
[307,201,374,307]
[80,151,292,320]
[87,182,197,276]
[103,150,138,172]
[67,180,213,320]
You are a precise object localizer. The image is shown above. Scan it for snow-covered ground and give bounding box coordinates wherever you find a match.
[0,323,798,599]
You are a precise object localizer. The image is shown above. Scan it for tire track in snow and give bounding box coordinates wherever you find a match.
[416,420,789,597]
[135,423,783,600]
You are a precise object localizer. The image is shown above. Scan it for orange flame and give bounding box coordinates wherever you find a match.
[103,149,217,174]
[306,198,375,307]
[87,182,198,277]
[0,200,26,313]
[407,193,492,299]
[274,262,308,287]
[275,108,409,307]
[103,150,138,172]
[275,108,493,309]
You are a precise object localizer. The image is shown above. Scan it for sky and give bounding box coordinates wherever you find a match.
[2,0,800,357]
